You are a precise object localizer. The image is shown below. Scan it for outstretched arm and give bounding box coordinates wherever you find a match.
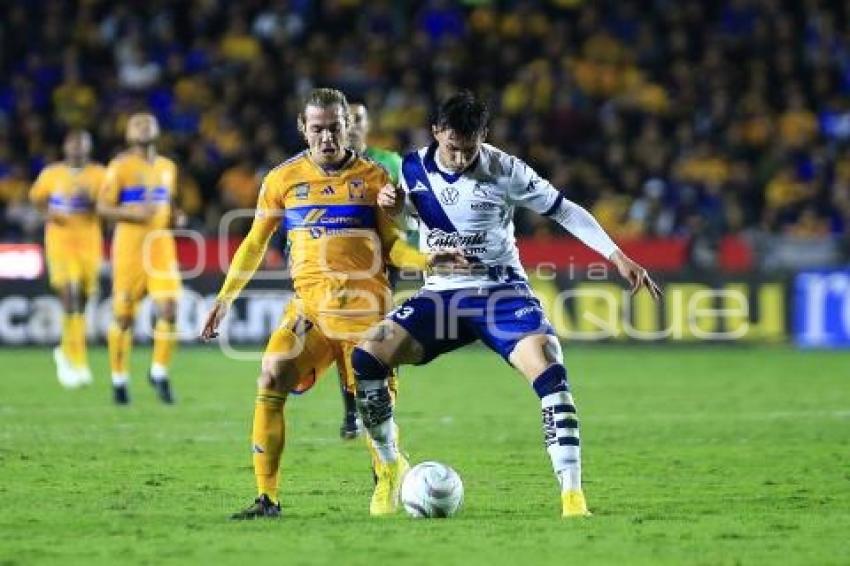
[375,205,429,271]
[548,199,661,298]
[201,183,280,341]
[375,206,466,272]
[509,157,661,299]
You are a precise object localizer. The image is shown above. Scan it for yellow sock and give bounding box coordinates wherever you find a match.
[152,319,176,369]
[67,313,87,368]
[61,314,74,362]
[252,388,286,503]
[108,323,132,376]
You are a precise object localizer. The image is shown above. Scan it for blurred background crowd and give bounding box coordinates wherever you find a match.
[2,0,850,254]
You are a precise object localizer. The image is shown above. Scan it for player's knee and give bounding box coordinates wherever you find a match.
[116,315,133,331]
[260,356,297,393]
[512,334,562,379]
[159,301,177,323]
[76,292,88,313]
[351,346,389,383]
[59,287,75,313]
[531,363,569,399]
[257,370,278,391]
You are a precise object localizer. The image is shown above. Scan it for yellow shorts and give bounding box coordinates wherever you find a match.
[45,231,101,295]
[265,298,397,395]
[112,237,181,318]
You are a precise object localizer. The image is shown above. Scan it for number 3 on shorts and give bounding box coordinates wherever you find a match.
[394,306,414,320]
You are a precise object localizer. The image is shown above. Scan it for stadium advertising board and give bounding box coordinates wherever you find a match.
[0,275,789,345]
[793,270,850,348]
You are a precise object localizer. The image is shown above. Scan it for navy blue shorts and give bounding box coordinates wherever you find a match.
[388,282,555,364]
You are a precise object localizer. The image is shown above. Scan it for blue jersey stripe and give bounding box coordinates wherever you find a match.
[542,193,563,216]
[283,204,376,231]
[118,186,169,204]
[118,186,146,204]
[48,195,93,212]
[402,151,458,233]
[150,187,169,203]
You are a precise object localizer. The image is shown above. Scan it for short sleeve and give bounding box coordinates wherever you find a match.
[88,166,107,201]
[253,172,284,236]
[29,168,51,204]
[506,156,563,216]
[386,151,402,185]
[99,160,122,206]
[256,175,277,216]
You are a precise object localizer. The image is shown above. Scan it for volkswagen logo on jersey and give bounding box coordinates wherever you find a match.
[439,186,460,205]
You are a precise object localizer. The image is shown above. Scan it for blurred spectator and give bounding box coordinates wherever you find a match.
[1,0,850,245]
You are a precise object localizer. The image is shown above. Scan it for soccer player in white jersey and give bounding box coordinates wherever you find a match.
[350,91,661,518]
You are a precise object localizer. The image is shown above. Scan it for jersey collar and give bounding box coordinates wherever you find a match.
[306,149,357,177]
[423,142,479,184]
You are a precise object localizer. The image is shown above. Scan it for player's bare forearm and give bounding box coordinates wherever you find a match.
[96,202,153,224]
[45,211,69,226]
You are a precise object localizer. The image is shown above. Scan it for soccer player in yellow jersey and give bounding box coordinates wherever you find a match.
[201,88,463,519]
[30,130,105,388]
[97,113,182,405]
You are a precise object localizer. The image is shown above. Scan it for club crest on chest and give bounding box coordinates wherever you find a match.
[348,179,366,200]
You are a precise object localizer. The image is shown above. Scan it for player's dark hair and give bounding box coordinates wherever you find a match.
[433,90,489,138]
[299,88,350,127]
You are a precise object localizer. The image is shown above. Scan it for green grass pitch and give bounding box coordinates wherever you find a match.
[1,345,848,565]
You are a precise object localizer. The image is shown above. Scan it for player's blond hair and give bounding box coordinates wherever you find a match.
[298,88,350,127]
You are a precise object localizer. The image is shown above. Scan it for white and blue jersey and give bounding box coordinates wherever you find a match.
[389,142,619,363]
[400,142,566,290]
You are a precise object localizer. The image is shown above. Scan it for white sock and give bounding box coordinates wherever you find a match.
[150,363,168,381]
[541,390,582,492]
[368,419,399,464]
[557,468,582,492]
[112,373,129,386]
[356,379,399,463]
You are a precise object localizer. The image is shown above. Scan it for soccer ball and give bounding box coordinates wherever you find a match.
[401,461,464,518]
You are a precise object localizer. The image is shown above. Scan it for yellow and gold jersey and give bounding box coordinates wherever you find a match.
[100,152,177,236]
[30,161,105,234]
[219,151,427,333]
[30,162,105,292]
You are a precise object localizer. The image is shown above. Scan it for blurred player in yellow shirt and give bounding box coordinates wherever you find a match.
[200,88,462,519]
[30,130,105,388]
[97,113,182,405]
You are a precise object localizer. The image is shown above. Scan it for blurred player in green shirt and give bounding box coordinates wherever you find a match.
[337,102,404,440]
[349,103,402,185]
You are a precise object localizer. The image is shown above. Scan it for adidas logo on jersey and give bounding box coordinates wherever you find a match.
[321,185,335,195]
